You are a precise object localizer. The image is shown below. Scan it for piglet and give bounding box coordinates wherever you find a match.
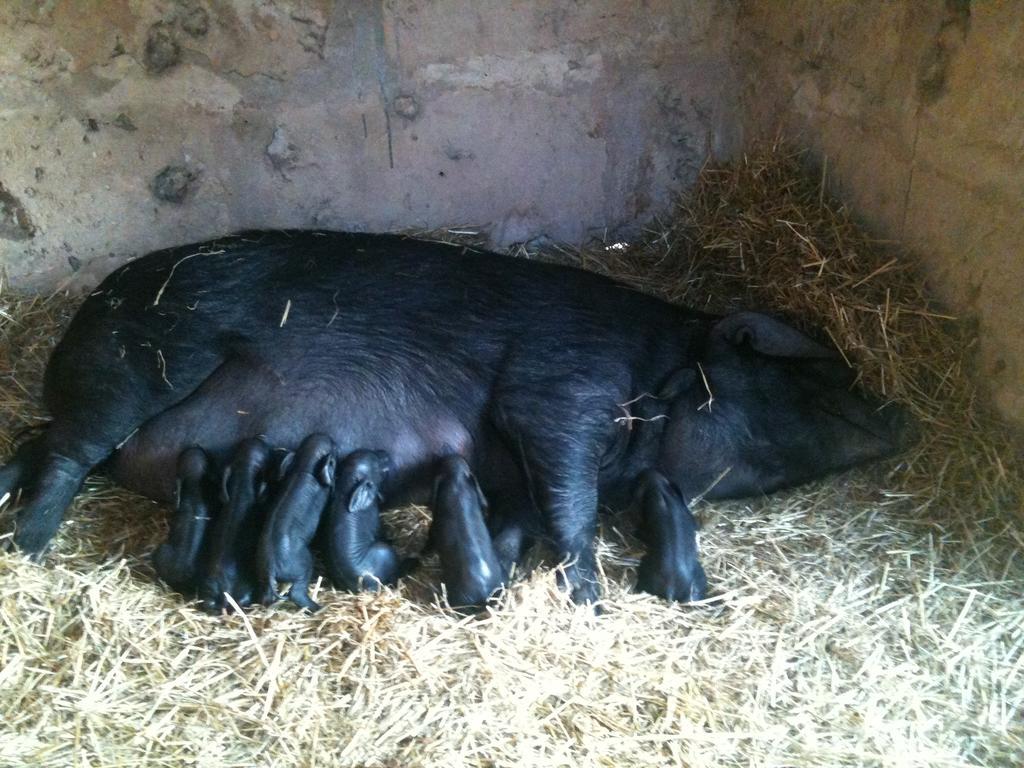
[152,446,215,595]
[257,433,336,611]
[429,455,504,609]
[200,437,272,613]
[322,449,406,591]
[633,469,707,603]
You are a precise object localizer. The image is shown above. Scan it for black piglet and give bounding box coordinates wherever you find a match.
[257,433,336,611]
[634,469,707,604]
[152,446,216,595]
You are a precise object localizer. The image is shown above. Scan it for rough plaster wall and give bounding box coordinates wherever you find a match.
[0,0,740,291]
[735,0,1024,428]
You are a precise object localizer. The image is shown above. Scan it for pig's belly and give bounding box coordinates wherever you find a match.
[108,360,475,504]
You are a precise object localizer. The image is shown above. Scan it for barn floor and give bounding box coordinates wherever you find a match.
[1,144,1021,768]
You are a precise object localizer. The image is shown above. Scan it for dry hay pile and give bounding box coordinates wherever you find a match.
[1,143,1022,767]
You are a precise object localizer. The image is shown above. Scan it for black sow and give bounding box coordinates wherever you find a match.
[0,231,907,605]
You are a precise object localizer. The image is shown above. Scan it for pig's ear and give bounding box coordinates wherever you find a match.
[658,368,697,399]
[472,473,488,512]
[630,476,648,511]
[317,454,336,487]
[348,480,376,513]
[713,311,836,359]
[429,472,444,509]
[630,469,659,508]
[276,451,296,482]
[220,467,232,504]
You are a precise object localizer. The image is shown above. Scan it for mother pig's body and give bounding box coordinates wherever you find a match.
[19,229,900,603]
[49,231,702,507]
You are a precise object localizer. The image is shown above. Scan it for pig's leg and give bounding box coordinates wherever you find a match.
[8,350,237,555]
[285,550,322,613]
[486,498,538,579]
[535,470,601,606]
[0,434,46,506]
[9,407,136,553]
[360,543,404,589]
[492,378,617,604]
[0,431,80,554]
[9,450,93,555]
[495,422,605,604]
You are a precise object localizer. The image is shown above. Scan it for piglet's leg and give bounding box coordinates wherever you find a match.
[287,576,322,613]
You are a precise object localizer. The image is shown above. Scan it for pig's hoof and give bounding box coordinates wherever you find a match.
[556,565,602,608]
[12,526,52,559]
[397,557,419,578]
[569,580,601,608]
[288,589,321,613]
[200,598,224,615]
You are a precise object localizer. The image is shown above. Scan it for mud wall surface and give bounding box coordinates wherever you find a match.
[2,1,1021,427]
[735,0,1024,427]
[0,0,739,289]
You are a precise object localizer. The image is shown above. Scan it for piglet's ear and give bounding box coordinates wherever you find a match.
[374,450,392,475]
[471,473,489,512]
[276,451,296,482]
[429,472,444,509]
[348,480,376,513]
[713,311,837,359]
[317,454,336,487]
[220,467,232,504]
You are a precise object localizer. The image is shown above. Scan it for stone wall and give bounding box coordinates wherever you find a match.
[734,0,1024,428]
[2,1,1021,427]
[0,0,739,290]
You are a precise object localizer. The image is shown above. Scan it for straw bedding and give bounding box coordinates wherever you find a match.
[1,143,1021,767]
